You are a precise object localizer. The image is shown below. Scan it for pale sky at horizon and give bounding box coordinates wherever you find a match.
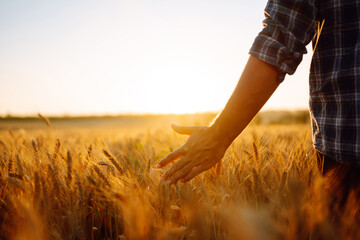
[0,0,312,116]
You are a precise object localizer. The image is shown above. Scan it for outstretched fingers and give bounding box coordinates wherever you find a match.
[161,157,191,180]
[181,165,209,183]
[167,163,194,184]
[156,146,186,168]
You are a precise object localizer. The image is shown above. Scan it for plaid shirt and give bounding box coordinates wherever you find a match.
[250,0,360,165]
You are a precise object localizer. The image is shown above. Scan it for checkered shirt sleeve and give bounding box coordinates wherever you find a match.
[249,0,318,82]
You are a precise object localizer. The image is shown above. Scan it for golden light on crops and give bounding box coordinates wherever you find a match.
[0,115,358,239]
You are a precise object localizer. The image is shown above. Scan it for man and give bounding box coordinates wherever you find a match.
[157,1,360,206]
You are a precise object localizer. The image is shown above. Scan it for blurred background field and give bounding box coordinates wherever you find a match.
[0,111,358,240]
[0,110,310,130]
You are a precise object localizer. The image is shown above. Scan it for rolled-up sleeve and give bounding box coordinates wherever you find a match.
[249,0,318,82]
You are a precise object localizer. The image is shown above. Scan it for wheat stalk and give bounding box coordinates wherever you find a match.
[38,113,51,128]
[15,154,24,178]
[40,175,48,204]
[7,177,24,191]
[252,142,259,162]
[33,171,40,205]
[93,165,111,187]
[48,164,60,196]
[75,172,83,200]
[103,149,123,175]
[7,155,12,173]
[66,150,73,184]
[53,139,61,161]
[87,144,93,161]
[31,139,40,164]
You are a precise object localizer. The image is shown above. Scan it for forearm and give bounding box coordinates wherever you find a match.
[210,55,280,146]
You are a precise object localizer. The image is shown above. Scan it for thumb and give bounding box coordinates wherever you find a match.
[171,124,204,135]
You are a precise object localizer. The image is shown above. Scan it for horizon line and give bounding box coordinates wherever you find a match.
[0,108,309,119]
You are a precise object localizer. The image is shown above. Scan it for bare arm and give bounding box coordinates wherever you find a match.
[210,55,280,146]
[157,55,280,184]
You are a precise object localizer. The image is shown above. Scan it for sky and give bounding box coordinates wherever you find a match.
[0,0,313,116]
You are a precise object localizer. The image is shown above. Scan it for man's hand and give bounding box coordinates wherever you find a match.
[156,124,229,185]
[156,56,280,185]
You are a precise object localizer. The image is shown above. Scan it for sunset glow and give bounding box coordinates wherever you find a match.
[0,1,311,116]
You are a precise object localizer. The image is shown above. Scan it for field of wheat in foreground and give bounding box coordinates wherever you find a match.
[0,121,359,240]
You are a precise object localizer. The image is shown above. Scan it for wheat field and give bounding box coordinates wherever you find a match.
[0,116,359,240]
